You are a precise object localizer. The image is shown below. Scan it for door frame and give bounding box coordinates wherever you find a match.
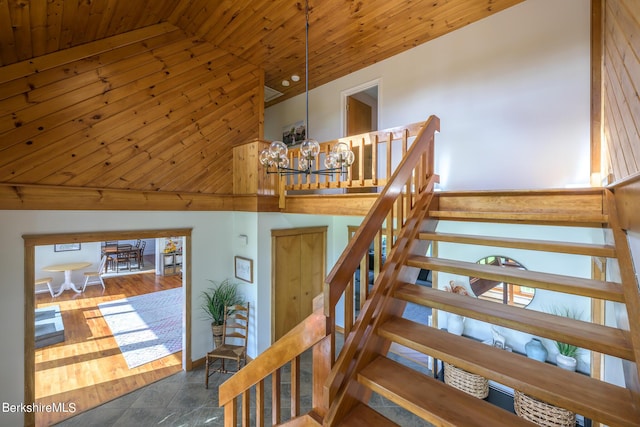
[341,78,381,137]
[23,228,192,427]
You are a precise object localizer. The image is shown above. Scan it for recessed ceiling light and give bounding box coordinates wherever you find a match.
[281,80,290,87]
[291,74,300,82]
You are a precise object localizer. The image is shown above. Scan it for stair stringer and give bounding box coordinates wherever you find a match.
[605,188,640,395]
[322,187,438,425]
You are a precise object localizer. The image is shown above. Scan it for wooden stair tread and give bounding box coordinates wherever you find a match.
[378,317,640,427]
[418,231,616,258]
[358,356,537,427]
[394,283,634,361]
[278,411,323,426]
[335,403,399,427]
[407,256,625,302]
[429,210,608,226]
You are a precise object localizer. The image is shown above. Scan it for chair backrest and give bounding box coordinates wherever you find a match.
[222,303,250,350]
[139,240,146,254]
[97,255,108,273]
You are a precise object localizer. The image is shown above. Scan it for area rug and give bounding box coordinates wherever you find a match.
[98,288,183,369]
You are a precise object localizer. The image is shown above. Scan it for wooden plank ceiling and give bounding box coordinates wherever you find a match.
[0,0,524,106]
[0,0,524,201]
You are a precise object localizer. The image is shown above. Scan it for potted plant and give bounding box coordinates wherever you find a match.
[551,306,582,371]
[201,278,244,348]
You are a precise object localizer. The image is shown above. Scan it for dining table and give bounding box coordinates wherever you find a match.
[101,244,141,272]
[42,262,92,296]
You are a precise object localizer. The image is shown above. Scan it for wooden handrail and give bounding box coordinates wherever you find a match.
[323,177,437,413]
[324,115,440,316]
[319,115,439,422]
[218,308,328,406]
[218,116,439,426]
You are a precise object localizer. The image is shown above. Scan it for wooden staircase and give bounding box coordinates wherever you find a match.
[218,116,640,426]
[319,190,640,427]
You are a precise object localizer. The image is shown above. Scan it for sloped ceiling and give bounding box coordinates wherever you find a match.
[0,0,525,199]
[0,0,524,105]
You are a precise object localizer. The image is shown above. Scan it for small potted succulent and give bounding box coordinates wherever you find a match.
[551,306,582,371]
[201,278,244,348]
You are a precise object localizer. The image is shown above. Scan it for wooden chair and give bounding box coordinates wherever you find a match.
[129,240,146,268]
[205,302,250,389]
[116,250,131,271]
[82,256,108,291]
[36,277,56,298]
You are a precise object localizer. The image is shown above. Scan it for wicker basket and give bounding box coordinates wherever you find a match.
[514,390,575,427]
[443,363,489,399]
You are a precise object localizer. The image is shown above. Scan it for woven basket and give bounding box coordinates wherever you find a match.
[514,390,575,427]
[443,363,489,399]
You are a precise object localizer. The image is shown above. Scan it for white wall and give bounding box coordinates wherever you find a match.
[0,208,362,425]
[0,210,236,425]
[253,212,358,354]
[265,0,591,190]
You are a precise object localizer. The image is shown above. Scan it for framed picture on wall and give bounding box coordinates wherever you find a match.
[54,243,81,252]
[235,256,253,283]
[282,120,305,147]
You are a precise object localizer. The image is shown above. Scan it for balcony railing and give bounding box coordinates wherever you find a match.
[281,121,426,193]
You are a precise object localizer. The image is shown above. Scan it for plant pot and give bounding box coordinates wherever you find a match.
[447,313,465,336]
[556,353,577,371]
[211,324,224,348]
[525,338,548,362]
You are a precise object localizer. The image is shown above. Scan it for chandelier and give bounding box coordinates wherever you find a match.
[260,0,354,176]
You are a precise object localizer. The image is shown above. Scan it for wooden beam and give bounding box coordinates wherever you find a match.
[0,184,280,211]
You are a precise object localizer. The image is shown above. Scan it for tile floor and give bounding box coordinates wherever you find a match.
[54,350,433,426]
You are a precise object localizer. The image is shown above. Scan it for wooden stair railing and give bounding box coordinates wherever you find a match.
[219,113,640,425]
[323,115,440,354]
[217,115,440,426]
[218,307,329,426]
[283,121,426,192]
[322,118,441,422]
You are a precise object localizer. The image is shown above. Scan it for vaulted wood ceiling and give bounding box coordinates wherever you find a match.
[0,0,525,203]
[0,0,524,105]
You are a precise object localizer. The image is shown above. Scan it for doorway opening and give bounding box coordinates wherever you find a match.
[342,80,380,191]
[24,228,192,427]
[342,79,380,137]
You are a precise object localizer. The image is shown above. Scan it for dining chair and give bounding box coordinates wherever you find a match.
[139,240,146,267]
[82,256,108,291]
[116,250,131,271]
[204,302,250,389]
[129,240,146,268]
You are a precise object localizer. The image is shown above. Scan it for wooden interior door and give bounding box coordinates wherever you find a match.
[347,96,372,135]
[347,96,373,181]
[272,226,327,341]
[273,233,302,341]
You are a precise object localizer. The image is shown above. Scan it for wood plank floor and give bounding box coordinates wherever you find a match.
[34,271,183,426]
